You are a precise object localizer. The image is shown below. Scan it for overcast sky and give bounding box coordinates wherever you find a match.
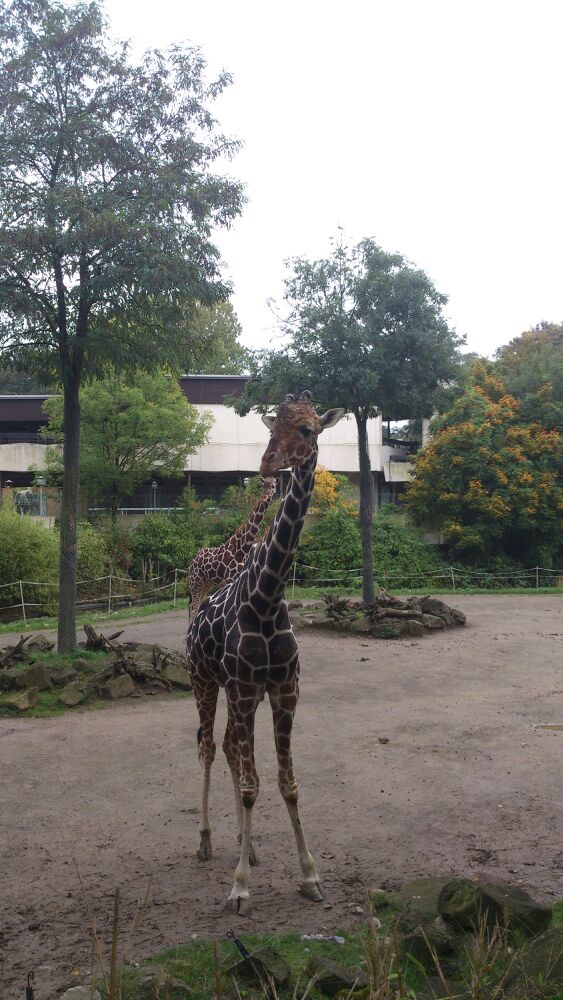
[108,0,563,357]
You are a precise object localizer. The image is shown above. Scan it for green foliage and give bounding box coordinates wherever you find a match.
[494,322,563,431]
[406,363,563,564]
[299,506,362,580]
[182,302,249,374]
[372,506,446,587]
[0,493,58,607]
[205,476,279,546]
[232,236,463,420]
[0,0,244,381]
[76,523,108,582]
[131,489,213,577]
[43,370,212,517]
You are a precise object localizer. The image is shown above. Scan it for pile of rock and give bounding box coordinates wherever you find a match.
[297,589,466,638]
[0,627,192,712]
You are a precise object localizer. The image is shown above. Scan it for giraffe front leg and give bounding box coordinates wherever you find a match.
[270,690,324,902]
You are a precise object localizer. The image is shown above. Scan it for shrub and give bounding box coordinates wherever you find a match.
[373,505,446,589]
[76,523,108,582]
[0,493,58,609]
[298,506,362,582]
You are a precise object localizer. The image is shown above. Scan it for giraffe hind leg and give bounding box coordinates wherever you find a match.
[192,675,219,862]
[270,686,323,902]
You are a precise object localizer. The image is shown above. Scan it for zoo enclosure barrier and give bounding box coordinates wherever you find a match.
[0,566,561,624]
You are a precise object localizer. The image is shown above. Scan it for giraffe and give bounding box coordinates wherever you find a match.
[186,391,345,913]
[187,477,277,617]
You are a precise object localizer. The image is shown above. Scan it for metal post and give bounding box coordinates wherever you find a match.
[107,574,112,614]
[450,566,456,590]
[291,561,296,598]
[19,580,27,625]
[173,569,178,608]
[535,565,539,590]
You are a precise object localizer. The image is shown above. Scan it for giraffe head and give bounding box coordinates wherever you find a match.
[260,391,345,475]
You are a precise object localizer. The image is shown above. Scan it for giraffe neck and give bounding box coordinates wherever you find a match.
[249,454,317,612]
[229,486,274,552]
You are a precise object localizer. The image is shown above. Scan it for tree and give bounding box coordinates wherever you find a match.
[0,0,243,651]
[183,302,249,374]
[494,322,563,431]
[405,362,563,565]
[231,237,463,602]
[43,369,212,519]
[0,370,53,393]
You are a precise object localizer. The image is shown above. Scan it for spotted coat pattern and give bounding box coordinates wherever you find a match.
[186,392,345,913]
[187,477,277,616]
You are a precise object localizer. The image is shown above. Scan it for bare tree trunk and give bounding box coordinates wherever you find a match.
[355,411,375,604]
[57,374,81,653]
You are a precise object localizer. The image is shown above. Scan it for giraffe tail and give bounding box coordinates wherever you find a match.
[197,725,204,765]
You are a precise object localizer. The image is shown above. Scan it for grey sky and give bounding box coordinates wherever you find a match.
[108,0,563,357]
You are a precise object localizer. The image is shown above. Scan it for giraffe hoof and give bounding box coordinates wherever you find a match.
[226,894,251,915]
[196,832,212,861]
[299,879,324,902]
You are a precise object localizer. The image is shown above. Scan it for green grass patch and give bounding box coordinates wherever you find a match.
[119,929,369,1000]
[0,598,188,635]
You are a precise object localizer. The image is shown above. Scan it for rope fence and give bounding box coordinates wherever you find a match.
[0,564,560,624]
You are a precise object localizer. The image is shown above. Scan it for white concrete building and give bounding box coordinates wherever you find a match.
[0,375,415,511]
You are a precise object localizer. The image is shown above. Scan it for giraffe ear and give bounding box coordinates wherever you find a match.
[261,413,276,430]
[319,407,346,430]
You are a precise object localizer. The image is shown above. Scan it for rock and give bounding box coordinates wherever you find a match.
[372,623,401,639]
[26,635,55,653]
[306,956,367,996]
[161,662,192,690]
[60,989,101,1000]
[350,615,373,634]
[59,680,87,707]
[377,877,451,922]
[0,666,21,690]
[438,878,552,934]
[135,967,190,1000]
[49,666,79,687]
[288,599,304,609]
[72,657,101,675]
[421,613,446,629]
[400,915,463,971]
[404,619,425,637]
[15,662,52,691]
[100,674,135,699]
[451,608,467,624]
[229,945,291,987]
[420,597,455,625]
[506,927,563,994]
[2,688,39,711]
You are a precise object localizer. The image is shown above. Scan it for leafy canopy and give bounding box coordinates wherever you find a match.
[494,322,563,431]
[406,362,563,564]
[43,369,213,513]
[232,237,463,419]
[0,0,245,380]
[182,302,249,374]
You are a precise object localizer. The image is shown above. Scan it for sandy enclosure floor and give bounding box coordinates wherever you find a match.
[0,595,562,996]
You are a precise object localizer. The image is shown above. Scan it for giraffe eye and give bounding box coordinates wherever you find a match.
[300,426,312,437]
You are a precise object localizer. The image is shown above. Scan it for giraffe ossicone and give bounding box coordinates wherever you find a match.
[186,390,345,913]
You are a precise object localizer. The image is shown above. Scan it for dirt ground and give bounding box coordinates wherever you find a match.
[0,594,562,997]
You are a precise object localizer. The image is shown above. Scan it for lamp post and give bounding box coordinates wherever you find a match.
[151,480,158,512]
[37,475,46,516]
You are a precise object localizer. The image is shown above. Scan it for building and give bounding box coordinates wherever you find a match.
[0,375,417,514]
